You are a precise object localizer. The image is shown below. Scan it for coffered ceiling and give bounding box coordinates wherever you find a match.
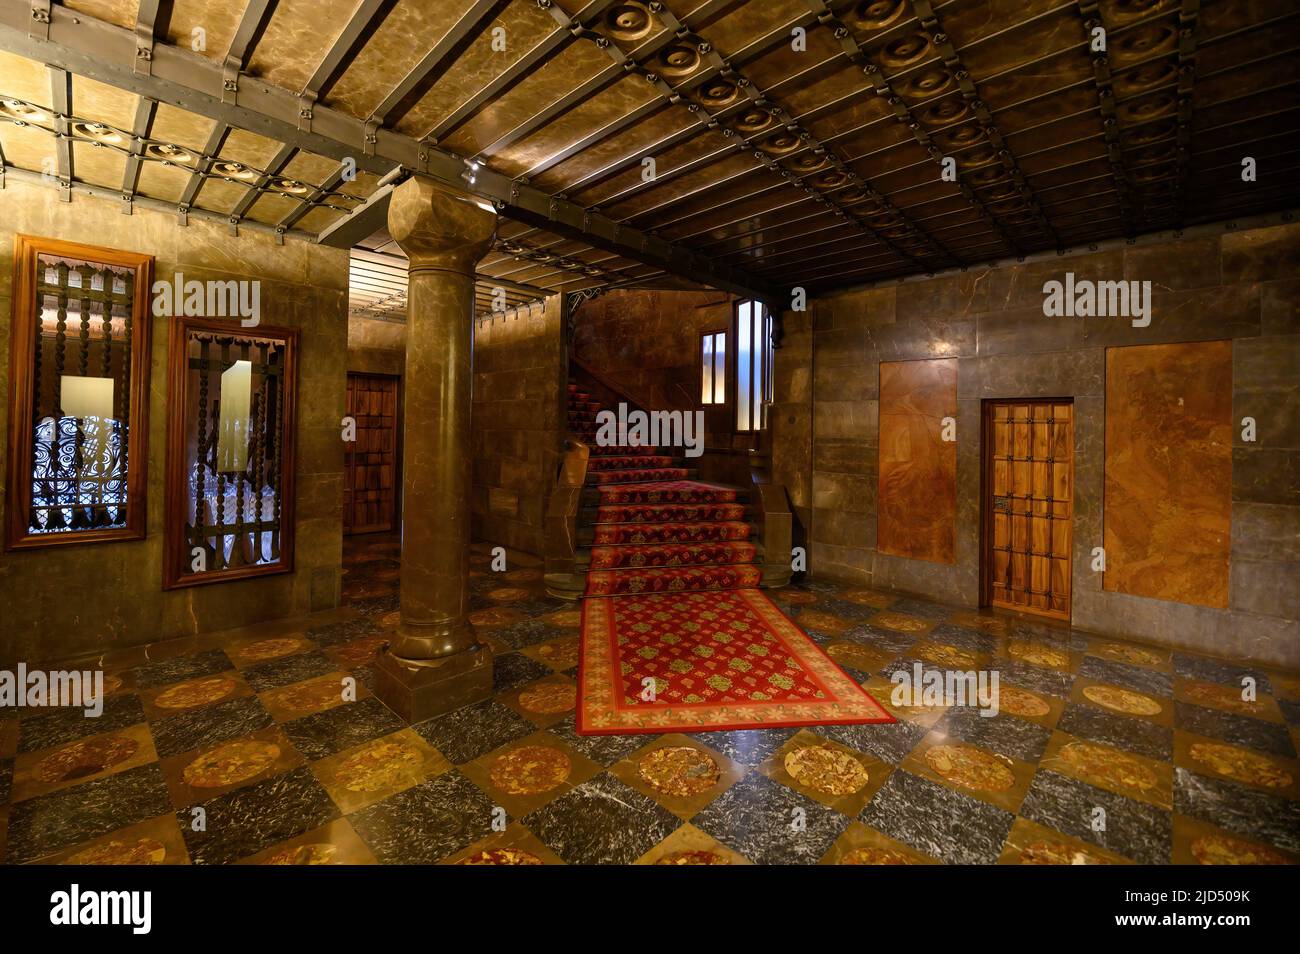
[1,0,1297,316]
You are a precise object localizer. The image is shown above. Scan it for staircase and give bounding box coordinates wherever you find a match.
[566,381,763,597]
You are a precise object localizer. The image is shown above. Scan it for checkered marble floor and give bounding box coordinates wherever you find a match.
[3,532,1298,866]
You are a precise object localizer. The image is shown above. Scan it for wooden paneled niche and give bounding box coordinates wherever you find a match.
[5,236,153,549]
[1104,341,1232,608]
[164,317,298,589]
[878,358,958,564]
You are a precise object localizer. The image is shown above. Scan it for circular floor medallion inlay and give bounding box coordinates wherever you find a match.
[67,838,167,865]
[334,636,389,668]
[842,590,890,608]
[36,735,139,783]
[183,740,281,788]
[263,844,338,865]
[924,744,1015,792]
[277,679,346,714]
[469,607,528,628]
[536,638,581,670]
[458,848,544,865]
[154,675,239,710]
[1058,742,1157,794]
[518,682,577,715]
[796,610,850,634]
[491,745,571,795]
[784,746,868,796]
[917,642,977,668]
[1009,642,1069,668]
[1093,642,1163,667]
[874,612,927,633]
[998,686,1051,718]
[1180,681,1262,716]
[840,846,915,865]
[1083,684,1162,716]
[637,746,720,797]
[337,739,425,793]
[1191,834,1292,866]
[655,850,729,865]
[1020,840,1111,865]
[238,637,307,662]
[1188,742,1292,790]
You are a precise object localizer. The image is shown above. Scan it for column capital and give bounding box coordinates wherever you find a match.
[387,175,497,274]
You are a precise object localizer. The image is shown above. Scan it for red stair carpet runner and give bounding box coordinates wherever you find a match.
[567,382,893,735]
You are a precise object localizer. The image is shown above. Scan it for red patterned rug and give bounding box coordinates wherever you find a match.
[578,588,894,734]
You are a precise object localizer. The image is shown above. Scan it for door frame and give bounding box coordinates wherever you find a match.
[979,396,1075,622]
[344,370,402,536]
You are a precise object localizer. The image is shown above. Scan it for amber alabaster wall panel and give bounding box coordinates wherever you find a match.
[877,358,958,564]
[1104,341,1233,608]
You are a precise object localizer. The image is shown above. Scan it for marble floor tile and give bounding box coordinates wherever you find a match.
[281,697,405,761]
[1056,702,1174,761]
[821,820,940,864]
[413,699,538,765]
[492,652,554,694]
[177,766,339,865]
[1020,769,1171,864]
[349,770,500,864]
[859,769,1016,865]
[1174,767,1300,854]
[523,773,680,865]
[818,714,929,765]
[7,763,173,864]
[691,772,851,864]
[937,706,1054,762]
[687,727,798,766]
[1174,701,1297,758]
[634,821,752,865]
[1173,654,1273,695]
[38,813,192,865]
[241,651,340,693]
[1078,657,1173,697]
[547,714,647,766]
[129,650,234,690]
[17,694,147,753]
[151,696,275,759]
[237,817,378,865]
[999,661,1076,699]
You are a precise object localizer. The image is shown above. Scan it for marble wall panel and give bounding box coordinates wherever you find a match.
[877,358,958,564]
[1103,341,1234,609]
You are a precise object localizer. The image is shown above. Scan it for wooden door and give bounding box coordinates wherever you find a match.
[344,373,399,534]
[982,399,1073,620]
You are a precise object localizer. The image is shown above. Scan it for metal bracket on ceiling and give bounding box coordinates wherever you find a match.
[134,27,154,76]
[221,57,240,103]
[363,120,379,157]
[177,204,189,226]
[120,192,133,215]
[228,216,239,237]
[29,1,50,40]
[297,93,316,133]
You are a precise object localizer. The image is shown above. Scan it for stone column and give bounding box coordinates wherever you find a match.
[373,176,496,723]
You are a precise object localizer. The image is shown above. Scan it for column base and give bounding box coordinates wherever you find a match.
[373,642,494,723]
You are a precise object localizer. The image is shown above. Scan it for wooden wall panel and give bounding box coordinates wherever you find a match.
[878,358,958,564]
[1104,341,1233,608]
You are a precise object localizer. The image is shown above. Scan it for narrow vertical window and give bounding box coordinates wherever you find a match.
[5,236,153,549]
[164,318,298,588]
[735,299,772,432]
[701,330,726,404]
